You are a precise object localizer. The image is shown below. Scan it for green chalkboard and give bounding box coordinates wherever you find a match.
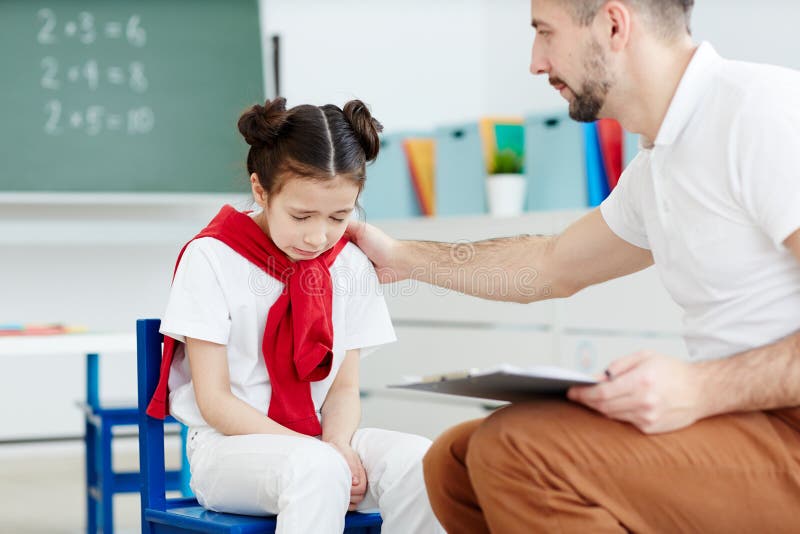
[0,0,263,193]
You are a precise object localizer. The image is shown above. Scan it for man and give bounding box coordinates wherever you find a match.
[349,0,800,531]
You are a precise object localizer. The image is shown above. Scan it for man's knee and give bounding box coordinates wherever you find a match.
[423,418,483,487]
[466,401,595,471]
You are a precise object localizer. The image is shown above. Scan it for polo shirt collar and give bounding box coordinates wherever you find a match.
[654,41,722,147]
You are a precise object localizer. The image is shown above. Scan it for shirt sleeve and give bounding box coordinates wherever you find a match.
[341,245,397,358]
[735,98,800,247]
[160,238,232,345]
[599,152,651,249]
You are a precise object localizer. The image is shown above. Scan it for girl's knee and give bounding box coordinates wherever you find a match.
[284,439,352,492]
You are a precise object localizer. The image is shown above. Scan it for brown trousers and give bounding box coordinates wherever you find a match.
[423,401,800,533]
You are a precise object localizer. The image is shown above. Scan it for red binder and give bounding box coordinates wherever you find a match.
[597,119,623,190]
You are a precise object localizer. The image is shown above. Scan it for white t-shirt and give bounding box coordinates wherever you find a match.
[601,42,800,360]
[160,237,396,427]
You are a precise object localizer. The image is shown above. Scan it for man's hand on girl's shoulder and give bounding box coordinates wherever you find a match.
[346,219,407,283]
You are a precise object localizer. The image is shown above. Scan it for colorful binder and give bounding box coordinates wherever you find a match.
[584,122,610,207]
[435,123,486,216]
[596,118,623,190]
[361,132,422,220]
[524,113,587,210]
[624,130,640,166]
[402,138,436,216]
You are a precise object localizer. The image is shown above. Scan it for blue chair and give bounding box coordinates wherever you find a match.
[79,352,189,534]
[136,318,383,533]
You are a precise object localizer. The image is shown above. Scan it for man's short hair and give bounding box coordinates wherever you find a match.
[565,0,694,39]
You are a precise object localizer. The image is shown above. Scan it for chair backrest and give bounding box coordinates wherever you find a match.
[136,318,168,513]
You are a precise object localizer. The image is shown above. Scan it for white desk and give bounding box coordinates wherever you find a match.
[0,333,135,357]
[0,332,136,442]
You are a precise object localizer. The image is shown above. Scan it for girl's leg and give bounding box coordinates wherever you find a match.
[351,428,445,534]
[188,429,351,534]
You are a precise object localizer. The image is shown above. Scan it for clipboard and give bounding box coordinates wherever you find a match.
[388,364,597,403]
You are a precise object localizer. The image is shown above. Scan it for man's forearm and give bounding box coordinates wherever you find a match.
[695,331,800,416]
[396,234,562,303]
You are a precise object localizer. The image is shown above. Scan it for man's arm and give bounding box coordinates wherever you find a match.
[348,208,653,303]
[569,228,800,433]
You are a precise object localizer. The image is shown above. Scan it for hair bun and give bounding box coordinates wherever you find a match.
[343,99,384,162]
[237,97,289,148]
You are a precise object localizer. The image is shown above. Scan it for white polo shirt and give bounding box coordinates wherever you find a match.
[601,42,800,360]
[160,238,397,428]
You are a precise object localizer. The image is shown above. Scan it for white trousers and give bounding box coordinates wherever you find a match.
[186,426,444,534]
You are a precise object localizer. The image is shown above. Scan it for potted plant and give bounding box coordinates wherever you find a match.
[486,148,526,217]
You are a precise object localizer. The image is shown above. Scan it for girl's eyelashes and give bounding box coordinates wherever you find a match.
[291,214,345,223]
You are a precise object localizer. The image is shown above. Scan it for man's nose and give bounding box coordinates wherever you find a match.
[530,39,550,75]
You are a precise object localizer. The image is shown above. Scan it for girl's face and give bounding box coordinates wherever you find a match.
[251,174,359,262]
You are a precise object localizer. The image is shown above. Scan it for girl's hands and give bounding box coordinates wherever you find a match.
[328,441,368,510]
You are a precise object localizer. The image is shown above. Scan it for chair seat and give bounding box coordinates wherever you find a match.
[77,401,138,423]
[79,400,180,427]
[145,498,381,533]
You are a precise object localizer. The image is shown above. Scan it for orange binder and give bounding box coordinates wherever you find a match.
[402,138,436,216]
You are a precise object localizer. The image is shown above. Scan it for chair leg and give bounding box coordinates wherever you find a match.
[179,425,192,496]
[100,424,114,534]
[86,418,98,534]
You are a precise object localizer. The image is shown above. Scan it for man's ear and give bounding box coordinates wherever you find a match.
[601,1,632,52]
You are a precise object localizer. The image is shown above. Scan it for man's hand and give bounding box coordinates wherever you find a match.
[567,351,706,434]
[328,440,368,510]
[346,220,406,283]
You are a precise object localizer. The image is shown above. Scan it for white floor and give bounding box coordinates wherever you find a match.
[0,437,182,534]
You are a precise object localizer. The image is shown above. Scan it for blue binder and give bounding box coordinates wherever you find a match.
[435,122,486,216]
[524,113,587,210]
[361,132,421,220]
[584,122,610,207]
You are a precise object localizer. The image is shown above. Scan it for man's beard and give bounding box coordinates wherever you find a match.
[568,39,612,123]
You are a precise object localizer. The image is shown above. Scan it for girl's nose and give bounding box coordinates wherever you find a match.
[304,230,327,249]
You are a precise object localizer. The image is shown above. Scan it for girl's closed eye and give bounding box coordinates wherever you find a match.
[291,215,310,221]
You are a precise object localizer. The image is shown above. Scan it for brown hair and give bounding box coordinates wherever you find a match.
[237,97,383,199]
[564,0,694,39]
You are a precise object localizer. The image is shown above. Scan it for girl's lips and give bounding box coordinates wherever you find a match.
[292,247,320,257]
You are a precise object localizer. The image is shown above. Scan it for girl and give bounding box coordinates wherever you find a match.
[147,98,443,533]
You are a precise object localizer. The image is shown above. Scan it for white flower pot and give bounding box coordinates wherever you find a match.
[486,174,526,217]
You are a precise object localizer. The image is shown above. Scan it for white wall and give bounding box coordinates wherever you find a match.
[260,0,800,131]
